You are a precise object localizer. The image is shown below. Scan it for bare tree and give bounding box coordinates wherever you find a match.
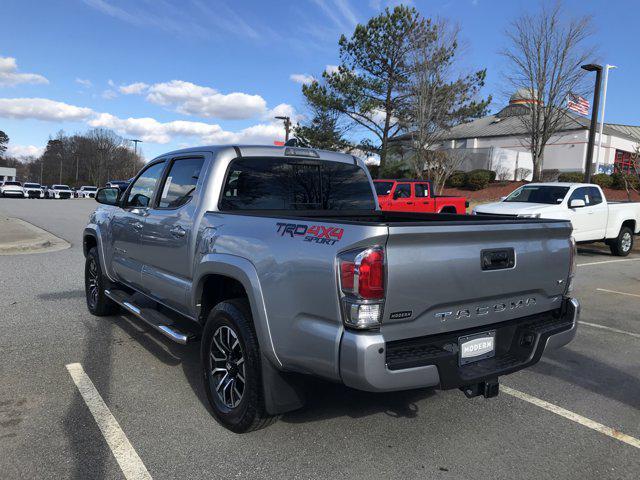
[502,1,594,181]
[402,19,489,190]
[422,149,469,193]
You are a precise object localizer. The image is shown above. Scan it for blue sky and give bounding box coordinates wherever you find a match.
[0,0,637,160]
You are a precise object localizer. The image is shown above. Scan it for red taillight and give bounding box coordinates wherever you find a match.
[358,249,384,299]
[339,247,385,300]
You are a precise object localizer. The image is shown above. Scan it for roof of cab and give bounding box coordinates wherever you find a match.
[155,144,360,164]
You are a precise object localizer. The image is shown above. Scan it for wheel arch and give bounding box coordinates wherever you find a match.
[193,255,281,368]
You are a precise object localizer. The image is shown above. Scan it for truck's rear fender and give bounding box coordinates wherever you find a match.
[382,220,573,342]
[192,253,282,368]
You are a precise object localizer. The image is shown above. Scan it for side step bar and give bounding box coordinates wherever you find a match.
[105,289,197,345]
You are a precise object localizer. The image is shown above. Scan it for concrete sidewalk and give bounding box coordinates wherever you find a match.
[0,216,70,255]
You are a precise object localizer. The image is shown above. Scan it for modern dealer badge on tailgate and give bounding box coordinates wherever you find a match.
[459,331,496,365]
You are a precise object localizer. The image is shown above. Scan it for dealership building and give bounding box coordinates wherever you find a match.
[0,166,17,183]
[390,90,640,179]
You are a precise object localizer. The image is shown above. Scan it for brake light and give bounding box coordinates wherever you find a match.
[338,247,385,329]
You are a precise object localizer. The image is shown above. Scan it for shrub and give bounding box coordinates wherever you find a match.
[558,172,584,183]
[610,172,640,190]
[515,167,532,181]
[464,169,493,190]
[541,169,560,182]
[591,173,613,189]
[379,160,410,179]
[445,170,466,187]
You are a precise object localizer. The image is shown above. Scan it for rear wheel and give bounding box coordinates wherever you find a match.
[201,299,274,433]
[85,247,119,316]
[609,226,634,257]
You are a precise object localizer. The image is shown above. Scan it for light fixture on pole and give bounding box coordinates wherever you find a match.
[581,63,603,183]
[594,65,617,174]
[128,139,142,156]
[275,116,291,142]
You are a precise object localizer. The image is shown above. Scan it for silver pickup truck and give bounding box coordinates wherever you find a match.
[84,145,579,432]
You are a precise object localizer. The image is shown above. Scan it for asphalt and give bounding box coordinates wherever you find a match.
[0,197,638,480]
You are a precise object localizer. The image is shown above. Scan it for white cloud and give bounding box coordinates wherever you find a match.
[88,112,287,145]
[119,82,149,95]
[144,80,267,120]
[290,73,315,85]
[6,144,44,158]
[76,78,93,88]
[312,0,358,32]
[0,56,49,87]
[101,89,118,99]
[325,64,340,75]
[0,98,93,121]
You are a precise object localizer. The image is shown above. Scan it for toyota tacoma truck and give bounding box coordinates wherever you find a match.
[84,145,579,433]
[374,179,468,214]
[47,184,74,199]
[474,182,640,256]
[0,180,25,198]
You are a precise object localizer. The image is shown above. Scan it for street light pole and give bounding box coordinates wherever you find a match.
[595,65,617,174]
[275,116,291,142]
[581,64,603,183]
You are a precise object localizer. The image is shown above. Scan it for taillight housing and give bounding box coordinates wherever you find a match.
[338,246,385,329]
[566,236,577,294]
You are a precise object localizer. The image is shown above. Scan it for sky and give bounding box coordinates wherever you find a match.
[1,0,638,161]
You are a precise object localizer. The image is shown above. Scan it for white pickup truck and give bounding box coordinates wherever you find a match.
[474,183,640,256]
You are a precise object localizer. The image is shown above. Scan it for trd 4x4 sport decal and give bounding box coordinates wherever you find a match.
[276,222,344,245]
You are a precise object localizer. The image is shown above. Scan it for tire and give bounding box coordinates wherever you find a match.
[85,247,119,316]
[609,226,634,257]
[201,299,274,433]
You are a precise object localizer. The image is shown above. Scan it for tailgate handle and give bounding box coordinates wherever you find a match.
[481,248,515,271]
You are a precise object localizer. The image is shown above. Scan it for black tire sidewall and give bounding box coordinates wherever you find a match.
[201,300,263,433]
[85,247,116,315]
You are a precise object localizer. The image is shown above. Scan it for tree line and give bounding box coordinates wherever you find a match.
[0,128,144,187]
[294,3,596,184]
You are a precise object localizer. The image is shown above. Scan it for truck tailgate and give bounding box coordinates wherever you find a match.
[382,220,572,341]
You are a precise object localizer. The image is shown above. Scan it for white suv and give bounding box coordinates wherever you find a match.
[47,184,74,199]
[0,181,25,198]
[77,186,98,199]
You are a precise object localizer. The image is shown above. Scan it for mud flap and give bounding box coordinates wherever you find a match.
[261,354,306,415]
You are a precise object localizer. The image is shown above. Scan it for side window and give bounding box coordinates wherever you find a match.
[569,187,590,206]
[125,161,165,208]
[588,187,603,205]
[394,183,411,199]
[157,158,204,209]
[415,183,430,198]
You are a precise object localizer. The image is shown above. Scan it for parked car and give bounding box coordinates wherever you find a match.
[105,180,130,193]
[77,186,98,199]
[473,182,640,256]
[23,182,44,198]
[374,179,468,214]
[0,180,25,198]
[84,145,579,432]
[47,184,74,199]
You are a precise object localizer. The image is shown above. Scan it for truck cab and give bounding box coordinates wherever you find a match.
[374,179,467,214]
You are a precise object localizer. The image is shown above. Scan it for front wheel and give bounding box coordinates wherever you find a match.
[609,226,634,257]
[201,299,274,433]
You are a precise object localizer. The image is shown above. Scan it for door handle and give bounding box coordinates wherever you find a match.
[422,202,430,205]
[407,202,414,205]
[170,226,187,238]
[132,221,144,231]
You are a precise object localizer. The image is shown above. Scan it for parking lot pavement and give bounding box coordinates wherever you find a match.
[0,197,638,479]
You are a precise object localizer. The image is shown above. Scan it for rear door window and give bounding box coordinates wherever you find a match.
[414,183,430,198]
[220,157,375,211]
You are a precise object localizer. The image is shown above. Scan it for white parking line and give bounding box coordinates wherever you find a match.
[577,258,640,267]
[66,363,152,480]
[596,288,640,299]
[501,386,640,450]
[579,321,640,339]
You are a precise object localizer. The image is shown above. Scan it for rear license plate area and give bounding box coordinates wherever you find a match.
[459,331,496,366]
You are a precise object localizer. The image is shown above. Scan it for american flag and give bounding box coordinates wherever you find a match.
[567,93,590,115]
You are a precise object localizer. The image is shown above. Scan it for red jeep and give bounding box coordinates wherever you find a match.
[374,179,468,214]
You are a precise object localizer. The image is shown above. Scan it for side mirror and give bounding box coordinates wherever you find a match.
[569,198,586,208]
[96,187,121,206]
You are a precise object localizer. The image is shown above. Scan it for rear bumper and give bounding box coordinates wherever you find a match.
[339,297,579,392]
